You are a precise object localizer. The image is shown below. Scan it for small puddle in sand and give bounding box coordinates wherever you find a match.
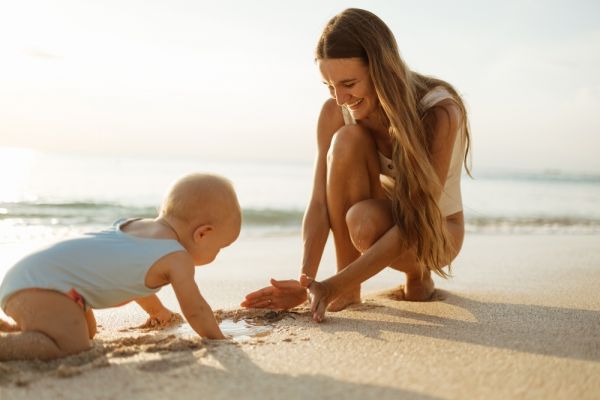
[173,319,272,341]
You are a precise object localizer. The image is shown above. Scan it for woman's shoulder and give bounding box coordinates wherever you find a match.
[422,96,463,154]
[421,86,463,126]
[420,86,454,109]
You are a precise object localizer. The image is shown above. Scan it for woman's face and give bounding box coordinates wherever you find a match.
[318,57,378,121]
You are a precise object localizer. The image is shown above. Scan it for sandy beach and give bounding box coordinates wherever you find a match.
[2,0,599,398]
[1,233,599,399]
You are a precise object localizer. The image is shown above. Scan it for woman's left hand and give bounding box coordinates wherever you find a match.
[241,279,308,310]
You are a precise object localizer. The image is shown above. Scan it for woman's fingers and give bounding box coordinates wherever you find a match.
[307,281,329,322]
[247,299,273,309]
[310,295,318,314]
[245,279,299,300]
[241,297,272,308]
[242,279,308,310]
[310,295,325,322]
[309,285,320,313]
[313,297,327,322]
[244,286,275,300]
[270,278,301,289]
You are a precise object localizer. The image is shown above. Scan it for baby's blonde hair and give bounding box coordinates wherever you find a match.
[160,173,240,230]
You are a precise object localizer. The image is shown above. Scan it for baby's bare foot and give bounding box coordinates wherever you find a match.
[327,287,361,312]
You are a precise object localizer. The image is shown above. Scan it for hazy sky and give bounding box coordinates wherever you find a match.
[1,0,599,173]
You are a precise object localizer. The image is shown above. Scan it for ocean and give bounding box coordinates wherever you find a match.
[1,148,600,246]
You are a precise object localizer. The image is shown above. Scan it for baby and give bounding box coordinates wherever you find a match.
[0,173,241,360]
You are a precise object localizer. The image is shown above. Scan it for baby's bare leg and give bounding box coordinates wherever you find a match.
[0,318,19,332]
[85,308,97,339]
[0,331,63,360]
[0,289,91,360]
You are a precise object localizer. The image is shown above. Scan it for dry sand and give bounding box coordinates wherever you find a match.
[1,233,599,399]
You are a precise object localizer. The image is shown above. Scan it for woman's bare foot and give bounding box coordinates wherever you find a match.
[403,273,435,301]
[380,273,435,302]
[327,286,361,311]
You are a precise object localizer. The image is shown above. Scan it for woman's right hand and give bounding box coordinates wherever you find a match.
[307,280,333,323]
[241,278,307,310]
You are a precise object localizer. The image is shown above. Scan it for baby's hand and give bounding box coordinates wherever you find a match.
[137,309,183,330]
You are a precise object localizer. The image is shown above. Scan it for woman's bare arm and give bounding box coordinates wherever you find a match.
[425,100,462,197]
[241,99,344,310]
[301,98,345,279]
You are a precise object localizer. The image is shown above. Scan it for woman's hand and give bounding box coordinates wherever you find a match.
[307,280,333,323]
[241,279,307,310]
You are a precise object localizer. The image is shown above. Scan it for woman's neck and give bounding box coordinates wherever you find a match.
[360,109,389,138]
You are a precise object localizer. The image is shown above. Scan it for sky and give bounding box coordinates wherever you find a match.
[0,0,599,173]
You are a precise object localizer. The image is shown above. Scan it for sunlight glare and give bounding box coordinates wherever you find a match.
[0,147,37,202]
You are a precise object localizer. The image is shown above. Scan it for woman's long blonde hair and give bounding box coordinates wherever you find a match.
[315,8,471,277]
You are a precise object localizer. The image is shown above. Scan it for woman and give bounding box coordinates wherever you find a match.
[242,8,471,322]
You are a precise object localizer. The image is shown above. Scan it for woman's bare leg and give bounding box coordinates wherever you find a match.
[346,199,465,301]
[325,125,384,310]
[0,290,91,360]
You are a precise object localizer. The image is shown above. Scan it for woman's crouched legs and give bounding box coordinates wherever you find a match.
[346,199,435,300]
[346,199,465,301]
[325,124,384,310]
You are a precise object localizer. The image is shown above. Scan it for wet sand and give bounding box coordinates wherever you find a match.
[1,233,599,399]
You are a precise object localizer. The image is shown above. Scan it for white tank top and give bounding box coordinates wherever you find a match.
[341,86,465,217]
[0,218,185,310]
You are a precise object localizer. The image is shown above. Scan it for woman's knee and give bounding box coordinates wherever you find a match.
[327,125,375,166]
[346,200,394,252]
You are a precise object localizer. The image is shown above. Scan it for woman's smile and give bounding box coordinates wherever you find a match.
[346,98,364,110]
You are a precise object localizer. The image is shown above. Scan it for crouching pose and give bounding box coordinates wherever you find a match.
[243,8,471,322]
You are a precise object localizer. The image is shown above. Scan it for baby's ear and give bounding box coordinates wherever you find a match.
[193,225,213,242]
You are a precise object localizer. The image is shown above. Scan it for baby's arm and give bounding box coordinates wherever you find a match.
[135,294,177,327]
[168,254,225,339]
